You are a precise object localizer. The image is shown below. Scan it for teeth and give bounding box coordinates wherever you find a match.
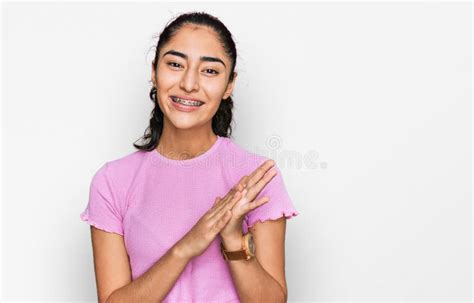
[173,96,203,107]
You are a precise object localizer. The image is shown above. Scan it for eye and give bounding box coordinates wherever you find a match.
[204,68,219,75]
[167,62,182,69]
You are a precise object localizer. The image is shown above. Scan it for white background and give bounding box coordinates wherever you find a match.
[1,1,472,302]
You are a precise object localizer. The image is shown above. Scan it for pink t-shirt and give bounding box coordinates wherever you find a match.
[80,135,299,302]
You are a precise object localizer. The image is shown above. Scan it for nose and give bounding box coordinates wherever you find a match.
[179,67,200,92]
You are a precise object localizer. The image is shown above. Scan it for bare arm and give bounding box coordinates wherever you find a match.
[91,226,191,303]
[221,218,288,303]
[218,160,289,302]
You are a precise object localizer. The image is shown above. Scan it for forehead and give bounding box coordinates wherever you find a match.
[164,24,227,60]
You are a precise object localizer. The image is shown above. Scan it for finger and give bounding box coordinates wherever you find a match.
[211,210,232,233]
[246,159,275,189]
[236,175,249,191]
[210,196,227,213]
[245,167,278,202]
[227,189,244,210]
[209,189,241,220]
[206,197,222,219]
[217,190,243,217]
[230,177,244,193]
[213,188,237,209]
[241,175,251,190]
[235,183,243,191]
[227,188,248,217]
[244,196,270,213]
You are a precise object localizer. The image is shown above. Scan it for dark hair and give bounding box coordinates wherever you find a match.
[133,11,238,151]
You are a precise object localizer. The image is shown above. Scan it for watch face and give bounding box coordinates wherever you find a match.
[248,233,255,255]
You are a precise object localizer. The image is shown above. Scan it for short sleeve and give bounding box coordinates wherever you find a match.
[245,161,299,229]
[79,162,124,235]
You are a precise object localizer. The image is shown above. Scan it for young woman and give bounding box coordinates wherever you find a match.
[80,11,299,303]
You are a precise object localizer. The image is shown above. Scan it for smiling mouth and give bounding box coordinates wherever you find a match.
[170,96,205,107]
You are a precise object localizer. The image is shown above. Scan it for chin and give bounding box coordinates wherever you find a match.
[167,114,206,130]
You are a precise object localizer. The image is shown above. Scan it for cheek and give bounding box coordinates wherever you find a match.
[201,80,228,100]
[156,68,180,88]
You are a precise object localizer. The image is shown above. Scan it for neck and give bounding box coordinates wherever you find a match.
[156,121,217,160]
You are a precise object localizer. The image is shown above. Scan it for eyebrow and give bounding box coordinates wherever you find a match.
[162,49,226,68]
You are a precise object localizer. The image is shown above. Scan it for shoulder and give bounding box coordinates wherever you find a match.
[220,137,268,168]
[218,137,272,183]
[90,149,149,197]
[105,149,149,180]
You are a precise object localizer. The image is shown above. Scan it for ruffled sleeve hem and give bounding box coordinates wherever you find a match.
[246,209,300,230]
[80,211,124,236]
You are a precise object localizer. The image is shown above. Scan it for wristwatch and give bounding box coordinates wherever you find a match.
[220,232,255,261]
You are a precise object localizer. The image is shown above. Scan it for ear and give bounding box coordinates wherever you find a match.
[151,62,157,87]
[222,72,238,100]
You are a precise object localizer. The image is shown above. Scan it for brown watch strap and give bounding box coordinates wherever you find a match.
[220,242,250,261]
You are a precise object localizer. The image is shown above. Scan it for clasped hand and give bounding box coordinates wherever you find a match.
[176,159,278,260]
[214,159,278,239]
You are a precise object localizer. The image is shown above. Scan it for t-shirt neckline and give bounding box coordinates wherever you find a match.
[148,135,224,166]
